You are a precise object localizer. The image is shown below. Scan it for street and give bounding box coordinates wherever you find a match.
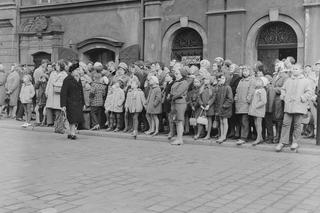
[0,128,320,213]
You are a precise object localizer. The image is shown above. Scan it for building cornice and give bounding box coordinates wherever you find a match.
[20,0,138,13]
[206,8,246,16]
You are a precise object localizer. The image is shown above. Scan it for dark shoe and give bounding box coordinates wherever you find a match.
[67,134,72,139]
[70,135,77,140]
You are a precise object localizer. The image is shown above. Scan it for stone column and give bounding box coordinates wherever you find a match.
[143,0,162,62]
[304,0,320,65]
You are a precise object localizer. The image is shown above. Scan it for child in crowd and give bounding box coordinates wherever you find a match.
[107,80,125,132]
[34,73,48,125]
[187,77,201,136]
[194,76,216,140]
[248,77,267,145]
[19,75,35,128]
[90,72,107,130]
[215,74,233,143]
[125,78,146,138]
[162,72,175,136]
[145,76,162,136]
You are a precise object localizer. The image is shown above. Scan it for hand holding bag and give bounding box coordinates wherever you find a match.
[54,110,68,134]
[196,109,208,126]
[189,111,197,126]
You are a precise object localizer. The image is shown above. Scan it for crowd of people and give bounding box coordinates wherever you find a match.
[0,56,318,151]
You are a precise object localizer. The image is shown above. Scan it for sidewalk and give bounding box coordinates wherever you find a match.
[1,118,320,155]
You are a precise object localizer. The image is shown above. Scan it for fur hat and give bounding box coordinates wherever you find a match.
[260,76,269,87]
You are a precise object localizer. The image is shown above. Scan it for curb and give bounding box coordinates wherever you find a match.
[1,124,320,155]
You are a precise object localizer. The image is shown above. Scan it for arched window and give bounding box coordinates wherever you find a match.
[171,28,203,65]
[257,22,297,74]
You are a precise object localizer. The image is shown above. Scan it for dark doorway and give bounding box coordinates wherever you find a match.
[257,22,297,74]
[84,48,115,65]
[171,28,203,66]
[33,52,51,68]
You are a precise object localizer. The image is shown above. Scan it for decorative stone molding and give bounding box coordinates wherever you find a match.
[19,16,63,38]
[245,14,304,65]
[0,19,13,28]
[162,21,208,65]
[206,8,246,16]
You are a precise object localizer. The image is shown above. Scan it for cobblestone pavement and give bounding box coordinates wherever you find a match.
[1,128,320,213]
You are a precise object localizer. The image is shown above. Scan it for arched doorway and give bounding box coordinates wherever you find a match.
[257,21,298,74]
[84,48,115,65]
[171,28,203,66]
[33,52,51,68]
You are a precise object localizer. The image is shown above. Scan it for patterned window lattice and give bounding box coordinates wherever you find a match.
[258,22,297,46]
[171,28,203,62]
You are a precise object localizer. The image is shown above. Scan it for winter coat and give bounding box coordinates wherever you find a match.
[89,82,106,107]
[248,88,267,118]
[234,76,255,114]
[215,84,233,118]
[281,74,313,114]
[109,87,125,113]
[0,70,7,105]
[104,88,114,112]
[265,84,276,113]
[60,75,85,124]
[19,83,35,104]
[162,81,174,113]
[272,73,288,120]
[187,86,201,117]
[46,71,68,110]
[170,79,189,104]
[199,84,216,116]
[33,66,45,85]
[5,71,20,106]
[125,88,146,113]
[146,84,162,114]
[35,81,47,106]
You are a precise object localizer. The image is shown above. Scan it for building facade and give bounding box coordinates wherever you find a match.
[1,0,320,70]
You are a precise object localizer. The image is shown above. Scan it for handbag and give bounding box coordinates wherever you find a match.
[189,111,197,126]
[54,111,68,134]
[196,109,208,126]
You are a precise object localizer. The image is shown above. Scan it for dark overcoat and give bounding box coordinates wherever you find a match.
[272,74,288,121]
[215,84,234,118]
[60,75,85,124]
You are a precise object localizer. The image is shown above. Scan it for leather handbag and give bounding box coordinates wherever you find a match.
[196,109,208,126]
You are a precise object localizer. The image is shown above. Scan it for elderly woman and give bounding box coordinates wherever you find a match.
[169,63,190,145]
[5,65,21,118]
[60,63,85,140]
[45,59,68,126]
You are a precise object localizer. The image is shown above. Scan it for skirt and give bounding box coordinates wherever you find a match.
[171,103,187,122]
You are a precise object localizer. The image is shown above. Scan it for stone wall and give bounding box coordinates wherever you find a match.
[0,0,17,69]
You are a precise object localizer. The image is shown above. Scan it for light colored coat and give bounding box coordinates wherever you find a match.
[109,87,125,113]
[5,71,20,106]
[0,71,7,105]
[248,88,267,118]
[19,83,35,104]
[281,74,313,114]
[125,88,146,113]
[146,85,162,114]
[234,76,255,114]
[45,71,68,109]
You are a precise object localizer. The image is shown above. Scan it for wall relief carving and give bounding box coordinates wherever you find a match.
[19,16,63,38]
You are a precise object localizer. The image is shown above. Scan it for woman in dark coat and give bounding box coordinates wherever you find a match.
[60,63,85,140]
[215,74,233,144]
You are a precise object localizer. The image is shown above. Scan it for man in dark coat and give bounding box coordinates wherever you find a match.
[60,63,85,140]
